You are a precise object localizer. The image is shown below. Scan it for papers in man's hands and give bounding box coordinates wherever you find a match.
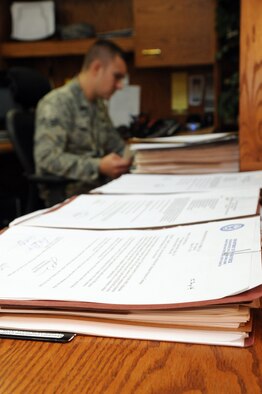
[1,216,261,306]
[91,171,262,194]
[11,189,260,230]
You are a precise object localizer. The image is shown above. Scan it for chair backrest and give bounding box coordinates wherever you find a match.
[5,67,51,176]
[8,66,51,109]
[6,108,35,175]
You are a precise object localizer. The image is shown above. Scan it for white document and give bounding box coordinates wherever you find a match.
[130,132,235,145]
[92,171,262,194]
[0,216,261,305]
[13,190,260,229]
[108,85,140,127]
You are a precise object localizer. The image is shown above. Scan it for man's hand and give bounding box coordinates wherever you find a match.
[99,153,132,179]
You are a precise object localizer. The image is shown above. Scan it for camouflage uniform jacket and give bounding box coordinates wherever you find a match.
[34,78,125,203]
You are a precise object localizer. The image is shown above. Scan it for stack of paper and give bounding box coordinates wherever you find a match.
[91,171,262,195]
[0,187,261,347]
[130,133,239,174]
[0,218,261,346]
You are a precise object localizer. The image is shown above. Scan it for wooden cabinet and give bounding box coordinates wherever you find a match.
[131,0,217,124]
[133,0,216,68]
[0,0,216,67]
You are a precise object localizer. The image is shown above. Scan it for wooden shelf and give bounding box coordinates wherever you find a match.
[0,37,135,58]
[0,140,13,154]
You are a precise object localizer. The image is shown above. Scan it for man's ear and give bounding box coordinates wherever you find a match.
[90,59,103,75]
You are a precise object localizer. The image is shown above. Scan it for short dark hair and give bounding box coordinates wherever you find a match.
[82,39,126,70]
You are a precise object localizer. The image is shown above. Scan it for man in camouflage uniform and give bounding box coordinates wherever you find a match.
[34,40,131,206]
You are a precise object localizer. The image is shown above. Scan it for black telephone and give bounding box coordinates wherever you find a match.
[129,114,181,138]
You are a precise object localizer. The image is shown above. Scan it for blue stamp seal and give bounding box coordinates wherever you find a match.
[220,223,244,231]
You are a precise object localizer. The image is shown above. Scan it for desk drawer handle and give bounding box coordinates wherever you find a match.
[141,48,161,56]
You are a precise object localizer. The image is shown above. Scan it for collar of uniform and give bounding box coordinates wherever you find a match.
[69,77,98,112]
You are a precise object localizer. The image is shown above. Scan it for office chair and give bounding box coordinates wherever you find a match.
[6,67,69,213]
[7,108,70,212]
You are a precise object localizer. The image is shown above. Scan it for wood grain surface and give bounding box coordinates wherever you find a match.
[0,310,261,394]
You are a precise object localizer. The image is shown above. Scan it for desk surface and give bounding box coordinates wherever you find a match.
[0,310,261,394]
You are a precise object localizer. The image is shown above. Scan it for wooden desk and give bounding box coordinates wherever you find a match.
[0,310,261,394]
